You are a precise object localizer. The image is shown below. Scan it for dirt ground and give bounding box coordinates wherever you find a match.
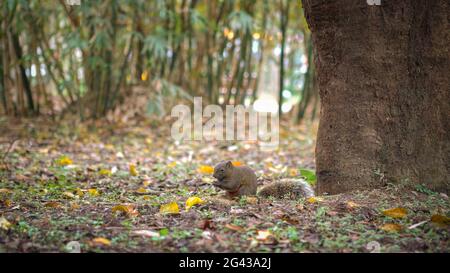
[0,117,448,252]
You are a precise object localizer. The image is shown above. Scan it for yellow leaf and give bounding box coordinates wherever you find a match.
[198,165,214,174]
[145,137,153,145]
[142,195,151,201]
[288,168,298,177]
[91,237,111,246]
[129,164,138,176]
[0,188,12,194]
[141,70,148,81]
[75,188,84,197]
[0,217,12,230]
[185,197,205,211]
[142,180,152,187]
[167,162,177,168]
[160,202,180,214]
[136,187,148,194]
[88,189,99,196]
[231,161,243,167]
[431,214,450,227]
[380,223,403,232]
[56,156,73,166]
[112,204,139,217]
[382,207,407,219]
[99,169,112,176]
[307,197,323,204]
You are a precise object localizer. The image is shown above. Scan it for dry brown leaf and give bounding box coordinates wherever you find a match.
[431,214,450,227]
[0,188,12,194]
[225,224,245,232]
[44,201,61,208]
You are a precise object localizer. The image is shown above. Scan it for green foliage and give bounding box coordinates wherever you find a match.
[0,0,316,120]
[300,168,316,185]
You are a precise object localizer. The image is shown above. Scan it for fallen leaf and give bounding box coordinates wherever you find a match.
[160,202,180,214]
[56,156,73,166]
[281,215,299,225]
[91,237,111,246]
[70,202,80,210]
[88,189,99,196]
[129,164,138,176]
[245,196,258,205]
[98,169,112,176]
[431,214,450,227]
[225,224,244,232]
[256,230,272,241]
[346,201,359,209]
[382,207,408,219]
[112,204,139,217]
[200,219,215,230]
[0,217,11,230]
[231,161,243,167]
[44,201,61,208]
[75,188,84,197]
[380,223,403,232]
[136,187,148,194]
[167,162,177,168]
[307,197,323,204]
[0,188,12,194]
[198,165,214,174]
[63,191,76,199]
[288,168,298,177]
[186,196,205,211]
[3,199,12,207]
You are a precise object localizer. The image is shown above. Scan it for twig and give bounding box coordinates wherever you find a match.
[0,138,19,170]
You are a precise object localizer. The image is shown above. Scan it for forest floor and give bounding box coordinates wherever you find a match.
[0,116,448,253]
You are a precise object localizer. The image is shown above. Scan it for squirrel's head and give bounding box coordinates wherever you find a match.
[213,160,234,180]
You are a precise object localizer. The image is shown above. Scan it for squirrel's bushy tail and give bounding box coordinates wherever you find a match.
[257,178,315,199]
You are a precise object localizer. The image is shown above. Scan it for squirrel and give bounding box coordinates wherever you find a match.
[213,161,315,199]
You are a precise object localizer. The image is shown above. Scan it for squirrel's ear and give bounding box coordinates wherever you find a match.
[226,161,233,168]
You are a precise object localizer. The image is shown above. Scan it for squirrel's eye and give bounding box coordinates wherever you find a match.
[221,169,225,172]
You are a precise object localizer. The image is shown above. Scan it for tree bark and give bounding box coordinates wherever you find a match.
[303,0,450,194]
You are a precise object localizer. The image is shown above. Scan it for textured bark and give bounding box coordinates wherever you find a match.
[303,0,450,194]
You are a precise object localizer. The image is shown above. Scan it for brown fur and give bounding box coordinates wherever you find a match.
[213,161,315,199]
[213,161,257,198]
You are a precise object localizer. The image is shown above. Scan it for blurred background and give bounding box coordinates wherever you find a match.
[0,0,318,124]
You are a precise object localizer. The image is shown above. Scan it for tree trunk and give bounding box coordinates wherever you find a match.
[303,0,450,194]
